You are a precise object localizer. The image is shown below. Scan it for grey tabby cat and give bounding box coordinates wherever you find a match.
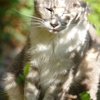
[4,0,100,100]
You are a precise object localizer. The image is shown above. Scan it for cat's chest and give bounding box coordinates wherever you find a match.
[29,40,75,88]
[29,28,87,87]
[29,31,82,69]
[29,28,86,66]
[30,39,73,70]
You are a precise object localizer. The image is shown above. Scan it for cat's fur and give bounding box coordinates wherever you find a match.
[4,0,100,100]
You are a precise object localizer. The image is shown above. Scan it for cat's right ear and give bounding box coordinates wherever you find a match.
[80,1,91,13]
[34,0,39,5]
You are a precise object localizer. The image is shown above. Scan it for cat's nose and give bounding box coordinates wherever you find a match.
[50,19,59,28]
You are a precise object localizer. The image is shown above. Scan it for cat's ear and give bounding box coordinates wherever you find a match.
[34,0,40,6]
[80,1,91,13]
[34,0,39,5]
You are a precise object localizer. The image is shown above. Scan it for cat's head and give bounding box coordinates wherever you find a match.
[33,0,89,33]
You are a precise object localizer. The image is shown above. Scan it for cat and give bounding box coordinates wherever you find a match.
[4,0,100,100]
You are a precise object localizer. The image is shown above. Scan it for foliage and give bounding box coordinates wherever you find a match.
[0,1,33,99]
[16,62,30,83]
[84,0,100,35]
[23,62,30,77]
[0,0,33,60]
[80,92,90,100]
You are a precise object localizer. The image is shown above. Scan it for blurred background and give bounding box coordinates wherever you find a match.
[0,0,33,99]
[0,0,100,100]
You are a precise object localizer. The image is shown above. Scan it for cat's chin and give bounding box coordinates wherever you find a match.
[48,28,67,34]
[49,29,59,34]
[48,26,67,34]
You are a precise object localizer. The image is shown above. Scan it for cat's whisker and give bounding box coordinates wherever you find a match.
[31,22,38,25]
[32,16,44,21]
[31,22,43,26]
[32,25,45,28]
[31,22,42,26]
[31,15,44,21]
[31,25,43,28]
[31,20,44,25]
[31,19,45,26]
[33,26,43,28]
[31,22,45,28]
[14,9,33,18]
[14,9,43,21]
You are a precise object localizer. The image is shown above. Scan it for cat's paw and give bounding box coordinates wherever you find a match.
[58,92,77,100]
[24,83,40,100]
[25,90,40,100]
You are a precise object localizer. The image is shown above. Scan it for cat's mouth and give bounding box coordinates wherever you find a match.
[48,26,67,34]
[44,19,67,34]
[49,29,59,34]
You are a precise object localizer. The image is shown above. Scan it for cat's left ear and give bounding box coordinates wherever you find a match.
[80,1,90,13]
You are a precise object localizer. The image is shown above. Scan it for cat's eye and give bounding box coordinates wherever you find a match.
[46,7,53,12]
[73,3,80,8]
[66,16,70,20]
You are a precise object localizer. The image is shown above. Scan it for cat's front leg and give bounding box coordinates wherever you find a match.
[75,48,100,100]
[43,69,75,100]
[58,69,77,100]
[4,72,24,100]
[43,82,62,100]
[24,66,40,100]
[43,85,76,100]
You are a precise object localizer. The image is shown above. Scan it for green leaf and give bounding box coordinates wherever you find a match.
[16,63,30,83]
[16,73,25,83]
[23,62,30,77]
[79,92,90,100]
